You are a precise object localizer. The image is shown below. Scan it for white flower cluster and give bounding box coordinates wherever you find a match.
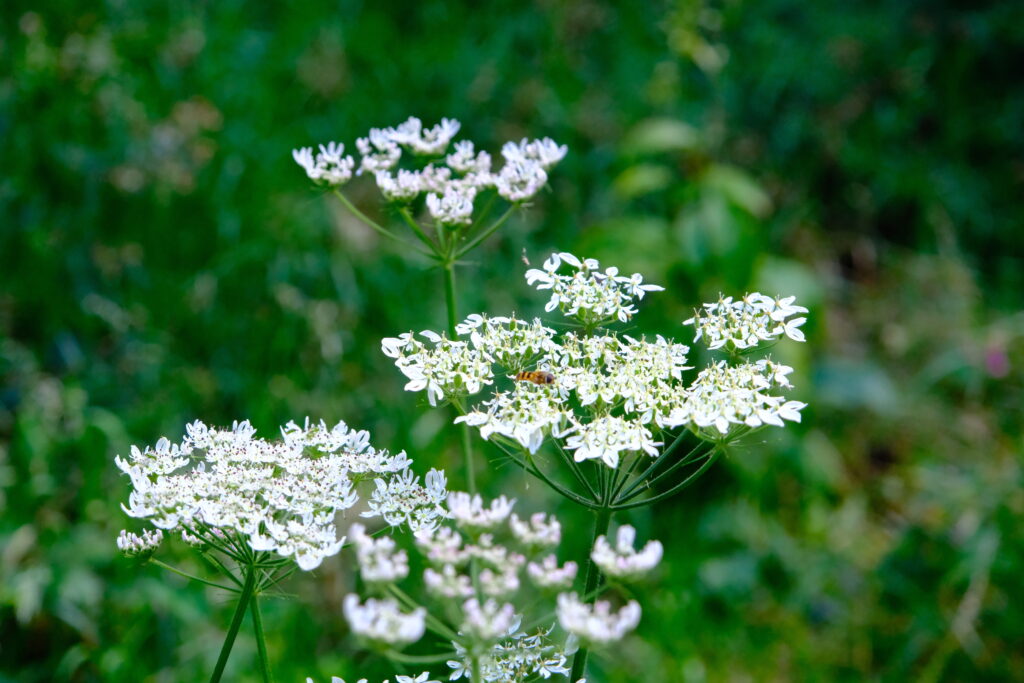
[525,252,664,326]
[685,359,807,435]
[344,495,601,681]
[448,627,573,682]
[384,252,808,469]
[292,142,355,186]
[591,525,663,581]
[362,468,449,533]
[556,593,641,646]
[293,117,566,211]
[685,293,808,350]
[116,419,447,570]
[307,674,437,683]
[116,528,164,557]
[343,595,426,647]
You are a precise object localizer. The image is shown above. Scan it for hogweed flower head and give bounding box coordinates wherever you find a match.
[295,117,565,211]
[591,525,663,581]
[385,251,808,471]
[116,418,446,570]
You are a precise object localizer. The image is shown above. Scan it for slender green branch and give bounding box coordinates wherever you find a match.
[332,190,432,257]
[553,439,599,500]
[150,560,239,593]
[615,435,703,502]
[442,261,459,336]
[613,449,721,511]
[397,207,441,256]
[209,564,257,683]
[456,206,516,257]
[568,505,614,681]
[383,649,458,664]
[250,595,273,683]
[618,448,713,504]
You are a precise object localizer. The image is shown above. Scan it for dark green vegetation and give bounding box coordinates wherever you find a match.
[2,1,1023,681]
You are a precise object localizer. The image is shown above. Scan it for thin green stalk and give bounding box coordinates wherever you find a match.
[150,560,238,593]
[568,505,613,681]
[613,449,721,511]
[250,594,273,683]
[456,206,516,257]
[443,264,478,494]
[615,435,702,502]
[397,207,441,256]
[333,190,433,257]
[209,564,257,683]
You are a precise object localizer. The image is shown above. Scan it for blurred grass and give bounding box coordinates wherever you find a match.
[2,1,1023,681]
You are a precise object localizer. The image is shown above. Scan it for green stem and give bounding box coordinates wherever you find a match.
[443,263,478,495]
[613,448,721,511]
[397,207,441,256]
[150,559,239,593]
[457,206,516,258]
[250,594,273,683]
[209,564,257,683]
[333,190,432,257]
[569,505,614,681]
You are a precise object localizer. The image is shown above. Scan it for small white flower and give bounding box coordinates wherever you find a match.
[343,595,426,647]
[292,142,356,186]
[591,525,663,580]
[446,140,492,175]
[684,292,808,350]
[447,492,515,531]
[117,529,163,557]
[374,169,422,203]
[563,415,661,469]
[391,116,461,156]
[526,555,578,589]
[356,128,402,175]
[495,158,548,202]
[556,593,641,645]
[426,185,476,226]
[509,512,561,548]
[524,252,662,326]
[423,564,474,599]
[501,137,568,170]
[460,598,518,641]
[348,523,409,584]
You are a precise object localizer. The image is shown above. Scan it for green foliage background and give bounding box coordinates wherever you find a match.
[2,1,1023,681]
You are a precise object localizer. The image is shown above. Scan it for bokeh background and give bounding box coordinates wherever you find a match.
[2,1,1023,681]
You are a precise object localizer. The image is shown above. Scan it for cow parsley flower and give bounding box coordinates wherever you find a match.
[116,419,442,570]
[362,467,449,533]
[448,627,572,682]
[461,598,518,641]
[509,512,561,548]
[343,595,426,647]
[426,185,476,226]
[526,555,578,589]
[391,116,461,156]
[591,525,663,581]
[355,128,402,175]
[683,359,807,436]
[447,492,516,531]
[454,386,574,454]
[501,137,568,169]
[374,169,422,202]
[525,252,664,326]
[117,529,164,557]
[446,140,493,176]
[556,593,641,645]
[684,292,808,350]
[292,142,356,186]
[495,158,548,202]
[381,331,494,407]
[563,415,662,469]
[348,523,409,584]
